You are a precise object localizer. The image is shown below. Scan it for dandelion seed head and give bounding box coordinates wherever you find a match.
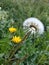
[23,17,44,35]
[0,7,1,10]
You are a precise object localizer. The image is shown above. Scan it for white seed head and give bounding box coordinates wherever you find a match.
[23,17,44,35]
[0,7,1,10]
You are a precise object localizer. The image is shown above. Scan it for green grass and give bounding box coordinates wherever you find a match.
[0,0,49,65]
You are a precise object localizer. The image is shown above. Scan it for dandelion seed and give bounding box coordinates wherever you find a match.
[23,17,44,35]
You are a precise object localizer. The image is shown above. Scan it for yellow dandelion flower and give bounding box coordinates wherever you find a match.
[9,27,17,33]
[12,36,22,43]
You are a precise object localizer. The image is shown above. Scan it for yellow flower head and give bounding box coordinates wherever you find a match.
[12,36,22,43]
[9,27,17,33]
